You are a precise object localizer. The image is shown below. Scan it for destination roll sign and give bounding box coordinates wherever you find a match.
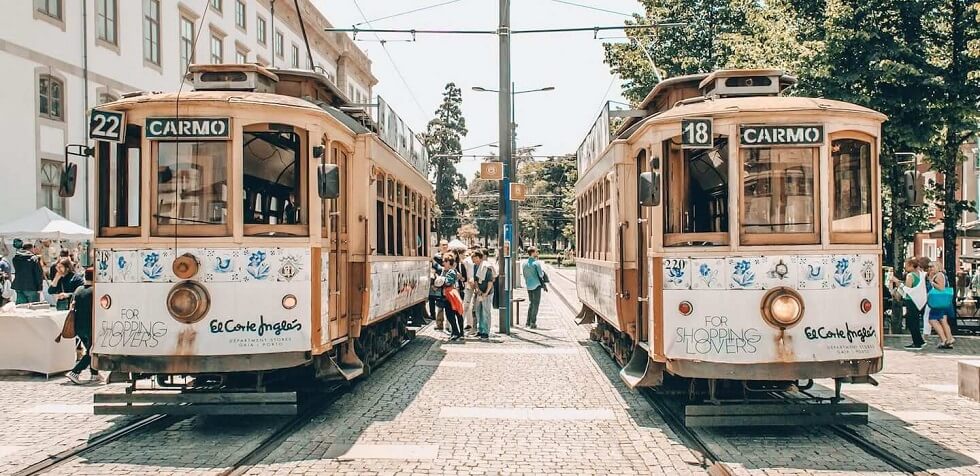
[740,124,824,146]
[146,117,230,140]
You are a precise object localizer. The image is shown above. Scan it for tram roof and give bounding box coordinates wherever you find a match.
[622,95,886,141]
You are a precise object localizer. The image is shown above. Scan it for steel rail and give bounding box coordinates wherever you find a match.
[544,267,733,475]
[219,320,432,476]
[12,414,178,476]
[827,424,933,475]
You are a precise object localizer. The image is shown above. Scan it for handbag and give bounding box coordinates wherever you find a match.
[54,308,76,343]
[927,285,954,310]
[443,287,464,315]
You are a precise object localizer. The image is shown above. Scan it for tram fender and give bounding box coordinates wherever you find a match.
[620,344,665,389]
[576,306,596,325]
[314,341,364,381]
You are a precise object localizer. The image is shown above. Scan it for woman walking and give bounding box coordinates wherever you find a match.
[440,254,465,341]
[889,257,927,350]
[66,268,99,384]
[925,261,956,349]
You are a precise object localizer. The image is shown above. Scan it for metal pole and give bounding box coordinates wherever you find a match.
[511,82,522,289]
[498,0,512,335]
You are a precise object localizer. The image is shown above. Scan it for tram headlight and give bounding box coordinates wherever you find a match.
[860,298,873,314]
[761,287,804,328]
[166,281,210,324]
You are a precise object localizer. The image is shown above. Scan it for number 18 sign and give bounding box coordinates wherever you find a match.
[681,118,713,149]
[89,109,126,143]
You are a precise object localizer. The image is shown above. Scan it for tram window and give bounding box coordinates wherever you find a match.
[376,175,386,255]
[741,147,818,243]
[663,136,729,246]
[242,130,306,234]
[831,138,874,237]
[98,125,141,235]
[154,142,229,233]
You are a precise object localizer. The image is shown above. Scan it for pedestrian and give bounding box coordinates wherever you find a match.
[66,268,100,384]
[462,248,477,334]
[440,254,465,341]
[48,258,83,311]
[428,254,446,331]
[522,246,547,329]
[471,250,495,339]
[48,249,72,281]
[889,257,927,350]
[925,261,956,349]
[0,252,11,307]
[12,240,44,304]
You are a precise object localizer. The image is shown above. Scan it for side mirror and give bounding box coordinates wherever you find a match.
[904,170,924,205]
[59,163,78,198]
[317,163,340,199]
[639,171,660,207]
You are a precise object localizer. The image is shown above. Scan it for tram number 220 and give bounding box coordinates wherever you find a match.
[681,118,713,149]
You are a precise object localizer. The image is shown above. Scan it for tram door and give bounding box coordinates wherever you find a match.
[328,147,350,340]
[635,150,650,343]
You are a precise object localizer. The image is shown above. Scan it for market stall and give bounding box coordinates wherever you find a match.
[0,306,77,375]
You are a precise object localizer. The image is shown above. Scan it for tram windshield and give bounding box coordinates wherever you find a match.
[243,129,304,230]
[831,138,873,234]
[155,141,229,227]
[741,147,817,241]
[663,136,729,246]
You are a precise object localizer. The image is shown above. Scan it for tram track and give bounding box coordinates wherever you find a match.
[14,320,431,476]
[545,264,931,476]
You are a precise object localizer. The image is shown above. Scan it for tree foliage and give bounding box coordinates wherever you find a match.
[465,166,500,247]
[423,83,468,240]
[517,155,578,251]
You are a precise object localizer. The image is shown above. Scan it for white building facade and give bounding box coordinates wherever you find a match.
[0,0,376,228]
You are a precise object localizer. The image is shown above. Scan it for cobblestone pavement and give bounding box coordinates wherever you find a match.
[548,264,980,476]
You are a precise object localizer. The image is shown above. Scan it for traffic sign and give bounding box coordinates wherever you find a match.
[510,183,527,201]
[481,162,503,180]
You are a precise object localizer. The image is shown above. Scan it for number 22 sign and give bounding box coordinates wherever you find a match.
[681,118,713,149]
[89,109,126,143]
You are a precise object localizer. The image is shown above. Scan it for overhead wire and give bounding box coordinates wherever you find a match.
[354,0,465,26]
[350,0,429,119]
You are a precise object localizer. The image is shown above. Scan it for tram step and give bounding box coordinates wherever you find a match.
[93,391,299,415]
[684,402,869,427]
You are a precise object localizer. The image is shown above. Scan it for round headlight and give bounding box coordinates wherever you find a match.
[167,281,210,324]
[761,287,804,328]
[99,294,112,310]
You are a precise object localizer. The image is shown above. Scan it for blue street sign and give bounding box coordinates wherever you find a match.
[504,224,512,242]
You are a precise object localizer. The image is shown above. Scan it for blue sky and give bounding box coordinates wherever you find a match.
[312,0,645,180]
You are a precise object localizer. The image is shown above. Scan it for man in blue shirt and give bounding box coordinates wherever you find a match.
[522,246,545,329]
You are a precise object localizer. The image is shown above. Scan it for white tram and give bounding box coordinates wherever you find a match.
[574,70,885,417]
[62,64,435,413]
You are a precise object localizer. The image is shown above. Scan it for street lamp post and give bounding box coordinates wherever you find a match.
[472,84,554,334]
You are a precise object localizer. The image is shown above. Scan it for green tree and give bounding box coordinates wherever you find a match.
[465,165,499,248]
[518,156,578,251]
[423,83,468,240]
[924,0,980,281]
[603,0,750,103]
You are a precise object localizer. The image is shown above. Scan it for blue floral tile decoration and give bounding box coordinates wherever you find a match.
[246,250,271,280]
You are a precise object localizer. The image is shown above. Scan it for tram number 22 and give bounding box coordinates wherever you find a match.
[89,109,126,143]
[681,119,713,148]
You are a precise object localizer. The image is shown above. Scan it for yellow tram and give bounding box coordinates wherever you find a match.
[63,64,434,413]
[574,69,885,422]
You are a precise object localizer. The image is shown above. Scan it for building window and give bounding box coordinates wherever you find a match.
[210,34,223,64]
[256,16,267,45]
[274,31,284,58]
[180,16,195,73]
[96,0,117,45]
[35,0,62,20]
[210,0,222,13]
[143,0,161,66]
[41,160,65,216]
[236,49,247,64]
[291,44,299,68]
[38,74,63,121]
[235,0,246,30]
[98,92,117,105]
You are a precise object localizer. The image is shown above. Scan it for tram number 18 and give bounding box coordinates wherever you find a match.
[681,118,713,149]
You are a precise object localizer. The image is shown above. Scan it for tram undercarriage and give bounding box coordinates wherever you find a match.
[93,306,424,415]
[586,309,873,427]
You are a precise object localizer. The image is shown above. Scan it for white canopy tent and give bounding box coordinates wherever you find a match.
[0,207,93,241]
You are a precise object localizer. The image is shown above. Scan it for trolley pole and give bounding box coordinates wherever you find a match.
[498,0,513,335]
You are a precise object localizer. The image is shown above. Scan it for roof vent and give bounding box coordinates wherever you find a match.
[188,64,279,93]
[699,69,795,98]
